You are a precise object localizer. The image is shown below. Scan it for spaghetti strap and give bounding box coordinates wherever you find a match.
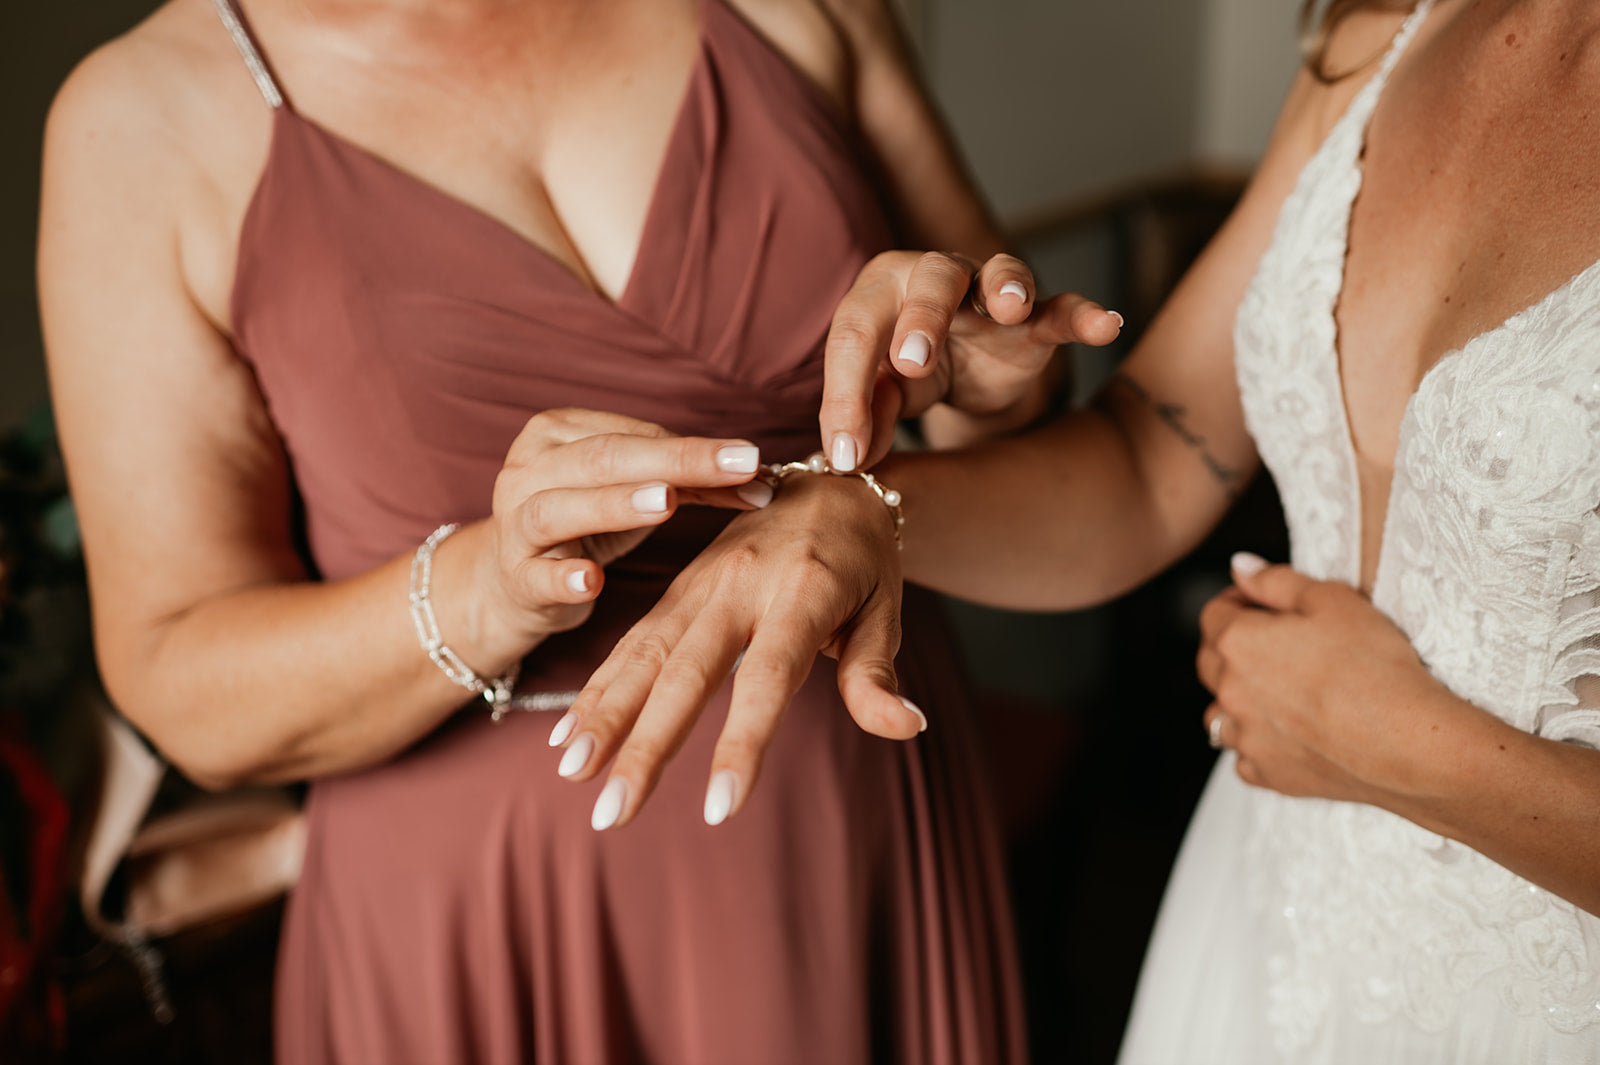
[210,0,286,109]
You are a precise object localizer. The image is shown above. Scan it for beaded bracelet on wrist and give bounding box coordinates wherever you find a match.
[764,452,905,548]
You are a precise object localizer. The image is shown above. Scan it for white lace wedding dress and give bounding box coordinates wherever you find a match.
[1117,3,1600,1061]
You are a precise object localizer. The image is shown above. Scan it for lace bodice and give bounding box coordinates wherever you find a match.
[1233,0,1600,1050]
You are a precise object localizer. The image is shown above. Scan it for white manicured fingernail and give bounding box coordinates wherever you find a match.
[717,445,760,474]
[1108,310,1125,329]
[736,480,773,508]
[899,331,931,367]
[591,777,628,831]
[831,433,859,473]
[999,281,1028,303]
[547,712,578,748]
[632,484,668,513]
[900,696,928,733]
[1231,551,1268,578]
[558,733,595,778]
[565,568,590,595]
[704,769,738,826]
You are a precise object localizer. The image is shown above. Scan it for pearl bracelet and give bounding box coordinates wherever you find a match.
[408,523,523,720]
[765,452,905,548]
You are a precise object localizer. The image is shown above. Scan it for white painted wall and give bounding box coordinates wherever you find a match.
[917,0,1304,224]
[1197,0,1302,165]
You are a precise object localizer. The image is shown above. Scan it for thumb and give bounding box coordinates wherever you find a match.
[833,598,924,740]
[1230,552,1312,612]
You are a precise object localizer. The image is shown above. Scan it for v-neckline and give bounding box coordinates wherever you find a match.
[236,0,712,318]
[1323,0,1600,590]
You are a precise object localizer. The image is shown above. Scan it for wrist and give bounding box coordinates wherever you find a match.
[431,521,543,674]
[766,453,904,548]
[1368,685,1521,835]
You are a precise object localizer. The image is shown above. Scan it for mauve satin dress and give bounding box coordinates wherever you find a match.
[215,0,1025,1061]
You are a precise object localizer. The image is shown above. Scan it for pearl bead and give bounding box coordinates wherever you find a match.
[806,453,829,474]
[883,489,902,507]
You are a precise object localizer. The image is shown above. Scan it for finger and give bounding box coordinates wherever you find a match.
[1027,291,1124,350]
[860,370,907,470]
[821,256,906,474]
[1195,644,1224,695]
[554,606,697,785]
[513,482,679,554]
[971,253,1036,326]
[503,552,606,610]
[539,433,764,492]
[1202,703,1233,750]
[514,407,676,452]
[1229,553,1313,612]
[888,251,977,383]
[702,601,839,825]
[596,605,750,829]
[833,593,921,740]
[679,482,774,511]
[1196,586,1250,641]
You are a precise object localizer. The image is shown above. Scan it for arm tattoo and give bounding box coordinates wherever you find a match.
[1103,372,1245,501]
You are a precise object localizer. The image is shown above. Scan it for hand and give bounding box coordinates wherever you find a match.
[476,408,771,650]
[544,470,924,830]
[1195,553,1459,805]
[820,250,1123,469]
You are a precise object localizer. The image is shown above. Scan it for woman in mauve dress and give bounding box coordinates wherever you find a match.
[37,0,1120,1061]
[592,0,1599,1061]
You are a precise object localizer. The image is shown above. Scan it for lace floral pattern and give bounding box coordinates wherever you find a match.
[1232,0,1600,1053]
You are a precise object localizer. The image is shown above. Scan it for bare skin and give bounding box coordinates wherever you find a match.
[38,0,1115,795]
[580,0,1600,915]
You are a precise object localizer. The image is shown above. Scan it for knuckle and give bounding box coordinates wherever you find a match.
[577,434,623,482]
[522,492,556,541]
[625,632,675,672]
[718,541,766,584]
[1214,623,1246,659]
[854,656,898,691]
[655,652,716,696]
[733,653,796,691]
[826,316,880,354]
[901,293,956,325]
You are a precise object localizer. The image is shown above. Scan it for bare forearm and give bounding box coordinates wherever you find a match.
[1387,693,1600,917]
[106,522,522,788]
[880,408,1227,611]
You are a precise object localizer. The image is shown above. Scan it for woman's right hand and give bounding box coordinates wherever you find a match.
[821,251,1123,469]
[475,408,772,651]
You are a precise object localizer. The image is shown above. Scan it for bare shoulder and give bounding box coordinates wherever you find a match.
[44,0,274,327]
[48,0,232,158]
[718,0,855,108]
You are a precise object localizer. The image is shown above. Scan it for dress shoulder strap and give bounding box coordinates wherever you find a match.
[210,0,287,109]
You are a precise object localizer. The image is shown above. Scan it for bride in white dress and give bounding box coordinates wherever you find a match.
[552,0,1600,1059]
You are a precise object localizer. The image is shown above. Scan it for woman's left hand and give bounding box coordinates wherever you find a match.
[1195,554,1457,805]
[545,470,924,830]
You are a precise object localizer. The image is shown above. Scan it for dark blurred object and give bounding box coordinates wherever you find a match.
[58,901,280,1065]
[0,406,80,1061]
[984,170,1290,1065]
[0,714,69,1062]
[0,405,284,1063]
[0,407,87,727]
[1113,171,1257,334]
